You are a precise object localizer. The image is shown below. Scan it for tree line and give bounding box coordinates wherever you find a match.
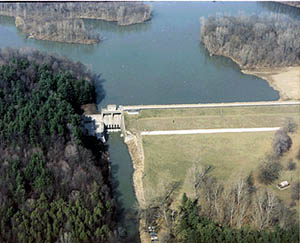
[15,16,100,45]
[200,14,300,69]
[0,2,152,25]
[0,47,118,242]
[0,2,152,44]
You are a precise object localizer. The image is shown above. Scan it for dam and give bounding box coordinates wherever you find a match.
[83,100,300,143]
[83,104,124,142]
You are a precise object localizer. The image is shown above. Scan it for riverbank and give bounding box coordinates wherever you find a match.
[124,133,146,208]
[124,133,149,243]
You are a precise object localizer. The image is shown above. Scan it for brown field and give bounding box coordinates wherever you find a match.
[125,105,300,211]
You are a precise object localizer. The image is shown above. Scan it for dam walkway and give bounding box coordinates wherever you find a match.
[122,100,300,111]
[141,127,281,136]
[84,100,300,142]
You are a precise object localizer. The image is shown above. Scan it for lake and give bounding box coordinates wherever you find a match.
[0,1,296,241]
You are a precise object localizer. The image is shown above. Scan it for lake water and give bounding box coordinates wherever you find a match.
[0,1,297,241]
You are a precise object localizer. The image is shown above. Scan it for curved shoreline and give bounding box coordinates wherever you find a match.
[209,52,300,101]
[242,67,300,101]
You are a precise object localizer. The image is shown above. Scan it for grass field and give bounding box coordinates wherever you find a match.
[142,132,275,201]
[125,105,300,132]
[125,104,300,210]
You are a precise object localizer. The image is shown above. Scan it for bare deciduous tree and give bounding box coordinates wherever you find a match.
[201,15,300,69]
[273,129,292,157]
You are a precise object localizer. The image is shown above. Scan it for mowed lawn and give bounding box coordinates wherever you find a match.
[125,105,300,132]
[143,132,275,202]
[125,105,300,208]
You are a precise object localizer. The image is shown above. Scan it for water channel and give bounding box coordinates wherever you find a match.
[0,1,298,241]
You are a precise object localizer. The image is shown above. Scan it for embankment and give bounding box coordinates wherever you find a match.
[124,134,146,208]
[124,133,148,243]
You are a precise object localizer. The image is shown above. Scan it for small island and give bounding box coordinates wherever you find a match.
[0,2,152,44]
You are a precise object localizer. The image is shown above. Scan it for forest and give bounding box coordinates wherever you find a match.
[0,47,117,242]
[140,174,299,243]
[200,14,300,69]
[172,193,299,243]
[0,2,152,44]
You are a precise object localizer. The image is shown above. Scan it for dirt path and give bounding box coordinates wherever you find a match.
[141,127,281,136]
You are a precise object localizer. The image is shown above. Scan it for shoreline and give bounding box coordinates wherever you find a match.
[242,67,300,101]
[209,52,300,101]
[27,35,99,45]
[124,133,148,243]
[124,133,146,208]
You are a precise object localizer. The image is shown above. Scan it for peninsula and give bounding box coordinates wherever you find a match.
[0,2,152,44]
[200,15,300,100]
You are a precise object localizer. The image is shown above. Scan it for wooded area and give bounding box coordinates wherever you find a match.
[0,48,117,242]
[140,176,299,242]
[200,15,300,68]
[15,16,100,44]
[0,2,152,44]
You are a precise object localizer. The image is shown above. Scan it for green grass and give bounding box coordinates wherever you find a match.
[143,132,275,202]
[125,105,300,211]
[125,105,300,132]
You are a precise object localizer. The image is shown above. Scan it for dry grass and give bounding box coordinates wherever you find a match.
[125,105,300,132]
[142,132,275,203]
[125,105,300,211]
[256,130,300,213]
[243,66,300,100]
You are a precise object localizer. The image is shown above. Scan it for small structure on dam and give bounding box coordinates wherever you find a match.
[101,104,122,132]
[83,104,125,143]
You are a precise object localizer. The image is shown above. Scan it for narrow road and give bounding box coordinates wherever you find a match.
[122,100,300,111]
[141,127,281,136]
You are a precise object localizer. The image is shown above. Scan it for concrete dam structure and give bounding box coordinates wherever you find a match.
[83,100,300,143]
[83,105,125,143]
[101,104,122,131]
